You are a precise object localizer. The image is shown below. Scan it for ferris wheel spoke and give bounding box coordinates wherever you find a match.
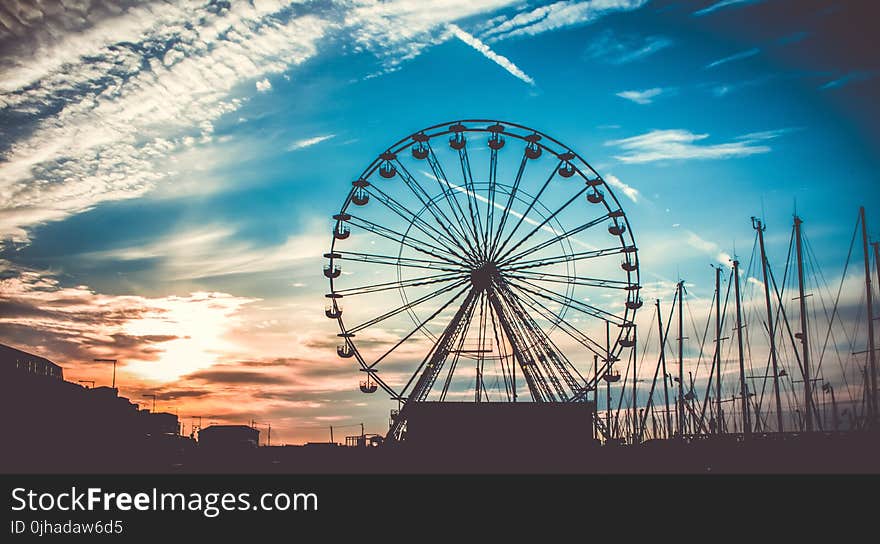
[484,147,500,259]
[499,213,611,267]
[439,291,482,402]
[456,145,487,260]
[368,283,471,370]
[392,158,480,260]
[498,286,583,388]
[494,186,589,264]
[487,299,514,401]
[496,283,583,399]
[365,183,473,263]
[467,290,490,402]
[346,214,463,266]
[485,289,550,402]
[346,277,470,334]
[506,270,630,290]
[491,160,562,262]
[489,291,556,402]
[488,151,529,258]
[507,276,625,324]
[492,286,568,401]
[506,245,631,272]
[402,288,482,401]
[425,142,483,259]
[330,250,466,273]
[333,271,467,299]
[509,281,611,359]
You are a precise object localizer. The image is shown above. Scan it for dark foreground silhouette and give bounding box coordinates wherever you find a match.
[2,343,879,474]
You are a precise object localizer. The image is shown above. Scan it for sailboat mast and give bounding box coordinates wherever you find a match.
[677,281,685,439]
[656,299,672,439]
[794,215,813,432]
[860,207,877,425]
[715,266,723,434]
[733,258,751,438]
[631,326,639,444]
[754,218,784,433]
[872,241,880,297]
[605,321,612,439]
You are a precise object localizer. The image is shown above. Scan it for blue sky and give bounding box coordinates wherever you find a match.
[1,0,878,442]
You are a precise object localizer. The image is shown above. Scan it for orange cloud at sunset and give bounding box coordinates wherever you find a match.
[0,259,389,445]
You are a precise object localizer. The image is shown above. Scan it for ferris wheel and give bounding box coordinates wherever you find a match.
[323,120,641,440]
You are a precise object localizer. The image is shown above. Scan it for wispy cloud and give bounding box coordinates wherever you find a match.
[85,223,327,281]
[345,0,520,77]
[605,128,791,163]
[820,71,874,90]
[447,24,535,86]
[480,0,649,42]
[694,0,763,17]
[256,78,273,92]
[706,47,760,68]
[616,87,664,104]
[709,74,776,97]
[585,30,672,65]
[684,231,732,266]
[605,174,641,203]
[0,1,526,245]
[288,134,336,151]
[0,2,329,244]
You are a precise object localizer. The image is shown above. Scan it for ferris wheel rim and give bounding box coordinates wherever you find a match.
[324,119,641,403]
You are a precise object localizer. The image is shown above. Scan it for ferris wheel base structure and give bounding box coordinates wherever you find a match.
[396,401,599,453]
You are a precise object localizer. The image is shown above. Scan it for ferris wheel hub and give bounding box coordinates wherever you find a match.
[469,262,499,292]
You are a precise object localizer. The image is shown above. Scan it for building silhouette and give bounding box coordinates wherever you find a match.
[0,343,191,472]
[198,425,259,450]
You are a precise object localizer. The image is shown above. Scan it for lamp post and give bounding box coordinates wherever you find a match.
[93,358,118,388]
[252,422,271,446]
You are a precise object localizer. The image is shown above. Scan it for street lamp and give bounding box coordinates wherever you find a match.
[93,358,118,388]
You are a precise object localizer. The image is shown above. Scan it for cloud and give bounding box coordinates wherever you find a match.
[480,0,649,42]
[0,1,527,245]
[345,0,519,77]
[709,74,776,97]
[604,174,640,203]
[255,78,272,92]
[584,30,672,65]
[616,87,664,104]
[820,71,874,91]
[287,134,336,151]
[0,2,329,244]
[684,231,732,266]
[694,0,763,17]
[84,222,328,280]
[447,24,534,86]
[186,369,291,385]
[604,128,791,163]
[0,260,257,382]
[706,47,760,69]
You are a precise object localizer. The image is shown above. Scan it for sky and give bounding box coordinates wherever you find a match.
[1,0,879,444]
